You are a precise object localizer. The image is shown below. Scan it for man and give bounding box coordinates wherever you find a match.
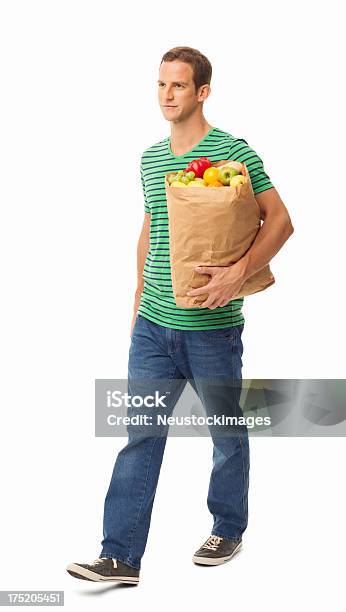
[67,46,294,585]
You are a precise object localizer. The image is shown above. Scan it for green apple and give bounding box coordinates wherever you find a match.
[218,166,239,186]
[217,160,243,174]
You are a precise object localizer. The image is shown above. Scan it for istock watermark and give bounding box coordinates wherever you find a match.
[95,379,346,437]
[106,390,168,408]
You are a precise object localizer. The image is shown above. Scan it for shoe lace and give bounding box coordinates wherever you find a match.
[88,557,108,566]
[202,535,223,551]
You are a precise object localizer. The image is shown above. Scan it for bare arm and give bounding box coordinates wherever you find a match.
[131,212,151,331]
[236,187,294,280]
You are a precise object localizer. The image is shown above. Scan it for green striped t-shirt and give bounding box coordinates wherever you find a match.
[138,126,274,330]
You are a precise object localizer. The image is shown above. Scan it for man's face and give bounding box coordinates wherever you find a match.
[158,60,210,123]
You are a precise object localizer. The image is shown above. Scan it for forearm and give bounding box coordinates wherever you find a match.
[235,211,294,281]
[133,227,150,309]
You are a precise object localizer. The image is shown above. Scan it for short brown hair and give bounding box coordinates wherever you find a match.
[160,46,212,92]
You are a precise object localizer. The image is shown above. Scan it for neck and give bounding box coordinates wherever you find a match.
[169,114,213,155]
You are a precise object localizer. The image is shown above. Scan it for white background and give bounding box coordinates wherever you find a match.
[1,0,345,610]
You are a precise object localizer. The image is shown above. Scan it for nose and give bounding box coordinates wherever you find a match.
[164,86,174,101]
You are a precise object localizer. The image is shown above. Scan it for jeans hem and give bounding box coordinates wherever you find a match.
[99,551,141,571]
[211,530,243,542]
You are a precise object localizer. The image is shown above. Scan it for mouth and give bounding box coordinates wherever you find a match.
[163,105,177,108]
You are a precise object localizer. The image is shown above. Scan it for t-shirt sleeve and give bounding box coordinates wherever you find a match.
[228,138,274,195]
[140,157,151,213]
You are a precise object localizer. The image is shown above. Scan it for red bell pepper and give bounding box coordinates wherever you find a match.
[185,156,212,179]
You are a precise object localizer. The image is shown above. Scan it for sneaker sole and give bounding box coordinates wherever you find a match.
[192,540,242,565]
[66,564,139,584]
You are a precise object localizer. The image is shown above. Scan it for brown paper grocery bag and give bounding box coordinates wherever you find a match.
[165,160,275,308]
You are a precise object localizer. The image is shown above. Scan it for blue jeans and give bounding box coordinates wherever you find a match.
[100,314,250,569]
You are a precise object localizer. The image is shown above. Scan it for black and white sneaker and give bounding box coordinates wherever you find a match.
[66,557,139,584]
[192,535,242,565]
